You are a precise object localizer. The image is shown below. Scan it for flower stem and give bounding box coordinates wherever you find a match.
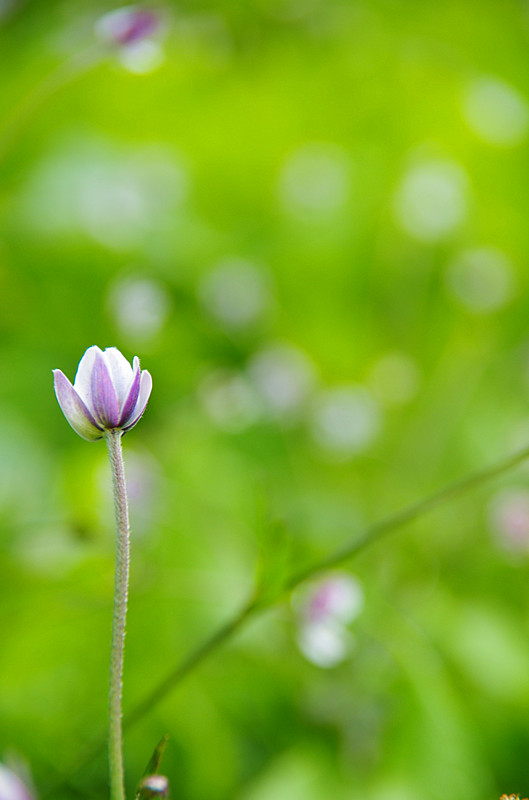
[106,429,130,800]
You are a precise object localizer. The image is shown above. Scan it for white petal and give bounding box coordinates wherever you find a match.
[0,765,34,800]
[102,347,134,405]
[73,345,103,414]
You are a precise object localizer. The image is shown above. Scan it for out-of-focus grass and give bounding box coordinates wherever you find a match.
[2,1,529,798]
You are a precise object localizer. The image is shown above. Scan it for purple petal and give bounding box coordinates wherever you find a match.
[96,8,159,47]
[122,370,152,432]
[115,10,158,45]
[53,370,103,441]
[91,353,120,427]
[119,356,141,426]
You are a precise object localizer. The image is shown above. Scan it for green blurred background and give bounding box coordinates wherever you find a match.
[2,0,529,798]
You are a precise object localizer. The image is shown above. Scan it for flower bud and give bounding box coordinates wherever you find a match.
[138,774,169,798]
[53,346,152,441]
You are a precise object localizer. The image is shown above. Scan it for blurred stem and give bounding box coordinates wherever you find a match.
[44,442,529,798]
[106,430,130,800]
[125,442,529,721]
[0,45,103,166]
[285,443,529,590]
[124,596,260,730]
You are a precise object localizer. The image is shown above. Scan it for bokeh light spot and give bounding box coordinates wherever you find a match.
[20,141,187,250]
[463,77,529,146]
[393,158,468,241]
[310,385,381,458]
[199,259,273,330]
[368,352,421,407]
[198,369,261,431]
[107,276,172,344]
[248,343,317,421]
[279,142,351,219]
[488,488,529,555]
[446,247,515,313]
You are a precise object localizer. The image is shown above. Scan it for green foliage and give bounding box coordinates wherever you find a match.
[2,1,529,799]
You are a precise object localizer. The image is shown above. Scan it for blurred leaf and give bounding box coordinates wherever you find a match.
[142,735,169,778]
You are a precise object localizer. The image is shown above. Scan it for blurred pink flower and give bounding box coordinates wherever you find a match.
[95,6,160,47]
[488,488,529,554]
[305,573,364,625]
[293,573,364,668]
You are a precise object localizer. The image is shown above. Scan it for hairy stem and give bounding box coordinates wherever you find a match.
[106,430,130,800]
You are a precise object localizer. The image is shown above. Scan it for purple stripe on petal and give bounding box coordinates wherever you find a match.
[53,370,103,441]
[117,10,158,45]
[119,357,141,426]
[122,370,152,432]
[91,353,120,427]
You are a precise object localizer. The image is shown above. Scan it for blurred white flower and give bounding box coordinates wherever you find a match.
[279,142,351,218]
[199,259,272,330]
[488,488,529,554]
[198,369,261,431]
[293,573,364,668]
[118,39,164,74]
[247,343,317,421]
[310,385,381,459]
[108,276,172,343]
[445,247,515,313]
[393,158,468,241]
[463,77,529,146]
[297,620,354,668]
[368,352,420,407]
